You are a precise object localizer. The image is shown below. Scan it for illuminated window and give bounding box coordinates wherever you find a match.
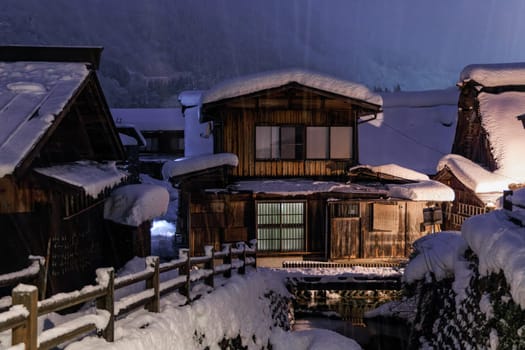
[255,126,304,160]
[306,126,353,160]
[257,201,305,251]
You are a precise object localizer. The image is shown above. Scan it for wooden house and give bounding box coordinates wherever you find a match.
[0,46,130,295]
[435,63,525,230]
[170,69,454,264]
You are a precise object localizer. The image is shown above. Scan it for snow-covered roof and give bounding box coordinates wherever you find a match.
[231,179,388,197]
[437,154,514,194]
[477,91,525,181]
[161,153,238,180]
[34,161,128,198]
[112,108,184,131]
[202,68,382,107]
[360,89,457,175]
[459,62,525,87]
[104,184,169,226]
[231,177,453,201]
[387,180,455,202]
[349,163,430,182]
[0,61,90,177]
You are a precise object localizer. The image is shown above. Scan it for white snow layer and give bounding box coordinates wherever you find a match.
[459,62,525,87]
[360,89,457,175]
[104,184,169,226]
[437,154,514,193]
[462,209,525,309]
[34,161,128,198]
[0,61,90,178]
[350,163,430,181]
[161,153,238,179]
[403,231,468,284]
[203,68,382,107]
[387,180,455,201]
[477,91,525,182]
[65,269,361,350]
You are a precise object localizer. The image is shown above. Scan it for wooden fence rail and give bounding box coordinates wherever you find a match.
[0,240,257,350]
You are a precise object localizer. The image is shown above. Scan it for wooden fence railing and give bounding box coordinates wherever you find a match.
[0,240,257,350]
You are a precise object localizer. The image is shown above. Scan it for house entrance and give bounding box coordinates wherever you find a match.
[329,202,361,259]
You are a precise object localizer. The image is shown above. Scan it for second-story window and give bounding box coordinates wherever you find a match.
[256,126,304,160]
[306,126,353,160]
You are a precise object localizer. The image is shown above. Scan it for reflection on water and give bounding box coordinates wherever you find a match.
[293,290,409,350]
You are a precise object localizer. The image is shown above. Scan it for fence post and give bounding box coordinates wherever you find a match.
[146,256,160,313]
[96,268,115,342]
[222,244,232,278]
[178,249,191,302]
[204,245,215,288]
[249,239,257,269]
[28,256,46,300]
[12,284,38,350]
[238,243,246,275]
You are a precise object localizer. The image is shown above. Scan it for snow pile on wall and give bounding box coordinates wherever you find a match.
[104,184,169,226]
[459,62,525,87]
[178,90,214,157]
[0,61,89,178]
[161,153,238,179]
[462,208,525,309]
[437,154,513,193]
[403,231,468,284]
[203,68,382,106]
[34,161,128,198]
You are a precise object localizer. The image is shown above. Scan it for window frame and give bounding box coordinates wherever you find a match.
[256,200,307,252]
[255,125,304,160]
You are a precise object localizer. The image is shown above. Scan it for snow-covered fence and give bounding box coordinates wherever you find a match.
[0,256,46,311]
[0,240,257,349]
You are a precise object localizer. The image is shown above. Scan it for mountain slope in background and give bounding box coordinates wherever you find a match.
[3,0,525,107]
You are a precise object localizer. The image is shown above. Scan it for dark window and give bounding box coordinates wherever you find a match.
[141,131,184,156]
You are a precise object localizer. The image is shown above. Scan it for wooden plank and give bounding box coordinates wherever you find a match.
[331,218,360,259]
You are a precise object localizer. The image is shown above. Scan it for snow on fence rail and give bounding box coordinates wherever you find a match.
[0,240,257,350]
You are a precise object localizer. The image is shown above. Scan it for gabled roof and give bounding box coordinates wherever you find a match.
[459,62,525,88]
[0,61,91,177]
[202,68,383,107]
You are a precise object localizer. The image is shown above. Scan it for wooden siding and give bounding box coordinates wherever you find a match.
[218,109,356,178]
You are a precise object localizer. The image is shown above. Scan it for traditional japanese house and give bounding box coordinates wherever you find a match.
[169,69,454,265]
[0,46,131,295]
[435,63,525,230]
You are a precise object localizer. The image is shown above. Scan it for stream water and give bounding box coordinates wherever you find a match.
[292,289,410,350]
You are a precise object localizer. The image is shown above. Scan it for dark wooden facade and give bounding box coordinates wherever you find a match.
[186,190,438,260]
[0,48,130,296]
[202,83,381,179]
[452,81,497,171]
[434,167,491,231]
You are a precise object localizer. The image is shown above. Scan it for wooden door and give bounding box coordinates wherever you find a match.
[331,217,360,259]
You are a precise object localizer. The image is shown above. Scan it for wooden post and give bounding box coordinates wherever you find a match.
[146,256,160,313]
[249,239,257,270]
[238,243,246,275]
[178,249,191,302]
[29,256,46,300]
[96,268,115,342]
[12,284,38,350]
[223,244,232,278]
[204,245,215,288]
